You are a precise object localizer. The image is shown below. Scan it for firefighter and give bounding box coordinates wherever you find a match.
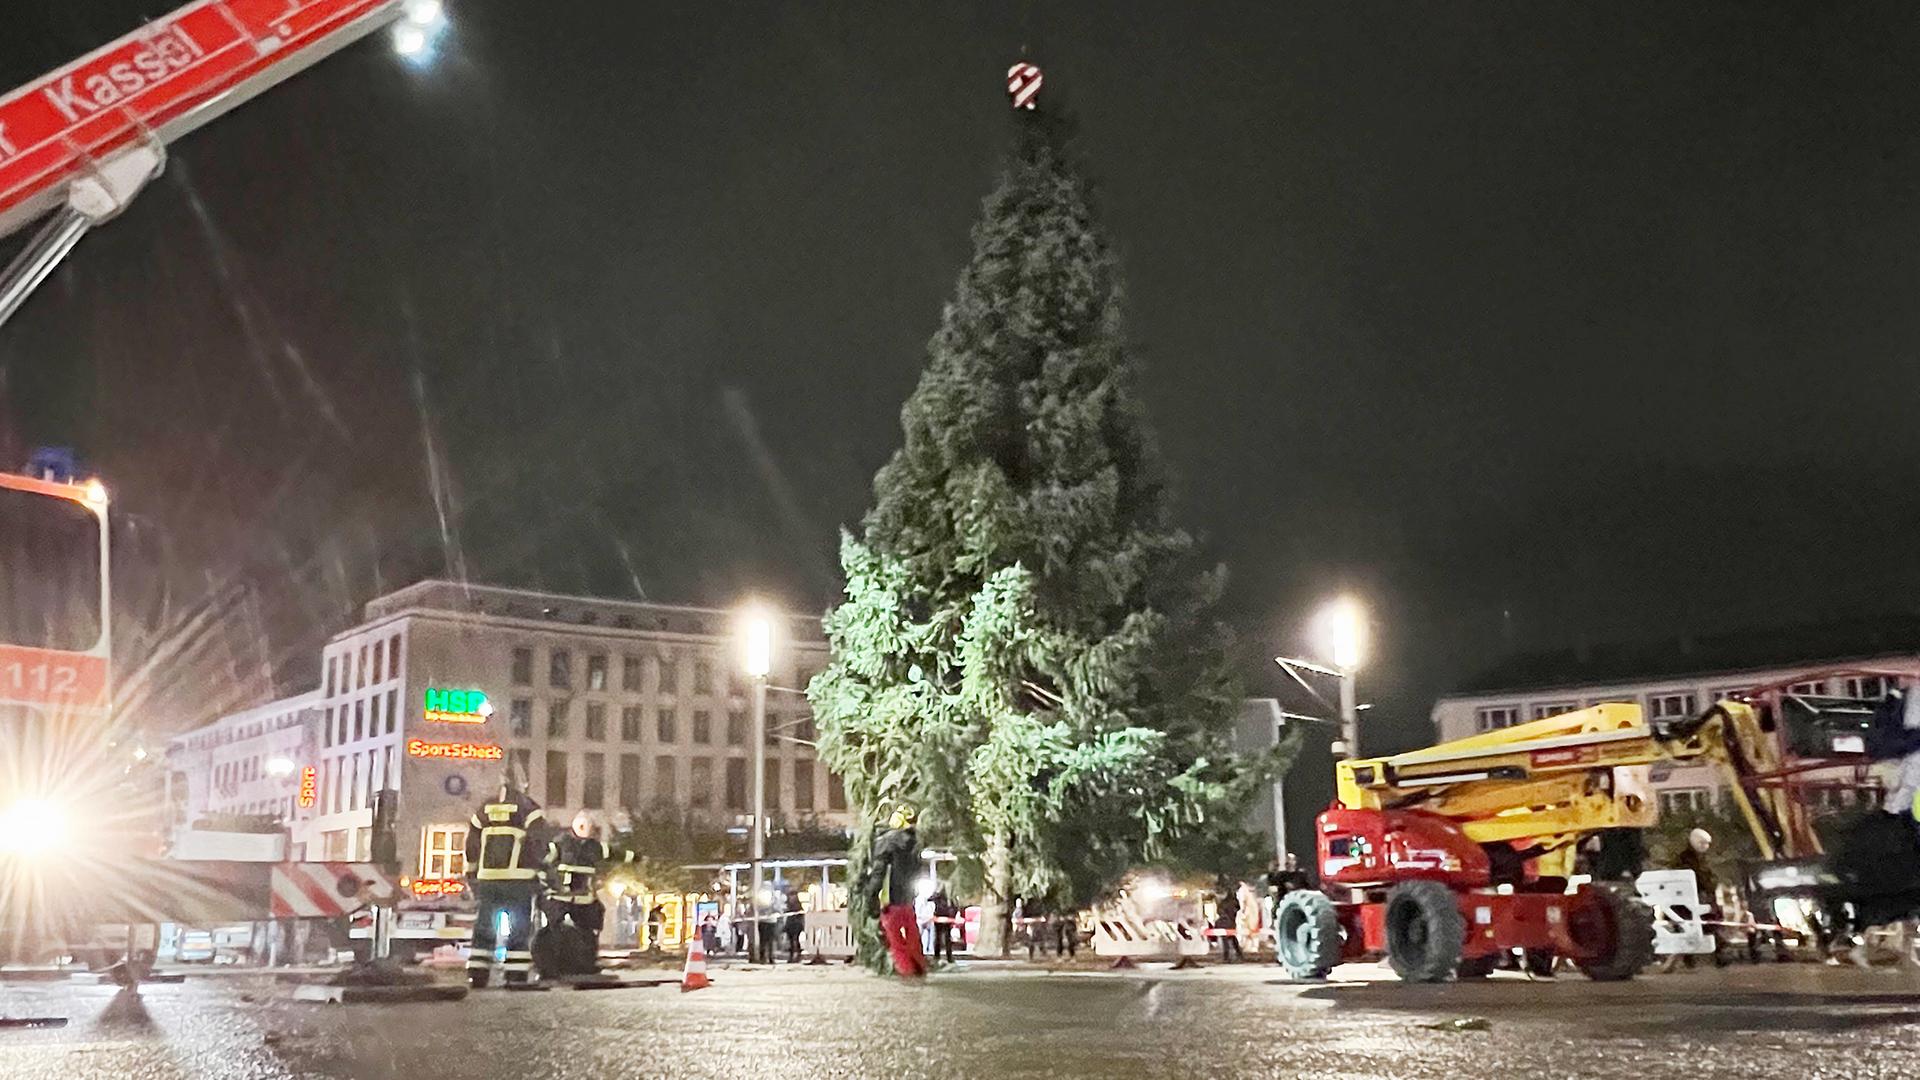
[463,775,548,988]
[539,810,621,974]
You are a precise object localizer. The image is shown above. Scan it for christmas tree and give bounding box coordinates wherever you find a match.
[810,102,1267,959]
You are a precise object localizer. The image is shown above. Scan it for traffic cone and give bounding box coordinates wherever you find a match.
[680,936,710,992]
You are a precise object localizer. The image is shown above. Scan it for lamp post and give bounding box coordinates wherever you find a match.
[738,603,775,962]
[1312,596,1368,759]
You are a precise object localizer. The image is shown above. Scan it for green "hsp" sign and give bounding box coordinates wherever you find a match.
[423,688,491,723]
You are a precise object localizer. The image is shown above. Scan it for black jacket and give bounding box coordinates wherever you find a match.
[543,834,612,902]
[465,789,548,881]
[866,827,921,909]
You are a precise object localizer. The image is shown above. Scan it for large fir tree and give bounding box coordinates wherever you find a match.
[810,105,1262,959]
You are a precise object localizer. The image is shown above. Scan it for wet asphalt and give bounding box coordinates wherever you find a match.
[3,960,1919,1079]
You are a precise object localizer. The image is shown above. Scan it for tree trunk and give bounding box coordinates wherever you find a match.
[974,830,1013,958]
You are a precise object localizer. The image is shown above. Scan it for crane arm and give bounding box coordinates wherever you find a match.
[0,0,413,327]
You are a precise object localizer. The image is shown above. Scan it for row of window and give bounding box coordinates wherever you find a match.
[216,798,294,820]
[325,633,403,698]
[310,745,398,817]
[1657,784,1871,817]
[180,709,305,750]
[1472,676,1895,734]
[508,749,846,815]
[504,697,814,747]
[214,756,272,788]
[323,689,400,748]
[509,645,818,696]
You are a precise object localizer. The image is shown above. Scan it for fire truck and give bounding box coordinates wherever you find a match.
[1,1,447,973]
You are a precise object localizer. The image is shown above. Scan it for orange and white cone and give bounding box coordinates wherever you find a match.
[681,935,710,992]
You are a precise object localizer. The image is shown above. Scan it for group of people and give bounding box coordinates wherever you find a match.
[463,781,624,987]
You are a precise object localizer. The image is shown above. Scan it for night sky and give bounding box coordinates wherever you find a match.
[4,2,1919,772]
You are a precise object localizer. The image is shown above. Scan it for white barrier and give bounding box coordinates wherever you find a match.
[804,910,856,960]
[1635,869,1714,955]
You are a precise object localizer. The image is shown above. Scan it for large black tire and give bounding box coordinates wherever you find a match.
[1569,883,1656,982]
[1384,880,1466,983]
[1273,889,1343,979]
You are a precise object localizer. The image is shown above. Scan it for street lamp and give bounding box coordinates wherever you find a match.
[1312,596,1367,759]
[737,601,776,962]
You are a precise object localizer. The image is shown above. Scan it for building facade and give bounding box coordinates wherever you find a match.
[164,691,319,841]
[287,580,848,879]
[1431,629,1920,816]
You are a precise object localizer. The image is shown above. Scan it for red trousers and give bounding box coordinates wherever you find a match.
[879,904,928,978]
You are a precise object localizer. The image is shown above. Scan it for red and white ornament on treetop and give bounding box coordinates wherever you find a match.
[1007,62,1043,110]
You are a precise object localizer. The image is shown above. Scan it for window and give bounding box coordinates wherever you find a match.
[1841,675,1889,700]
[657,708,677,742]
[358,645,368,689]
[324,707,335,747]
[726,759,748,810]
[386,689,398,734]
[510,698,533,737]
[689,758,712,809]
[546,751,569,805]
[587,654,608,691]
[764,713,780,745]
[369,695,381,739]
[549,699,571,739]
[582,753,605,809]
[794,760,814,811]
[1646,692,1697,721]
[510,748,532,790]
[796,716,817,742]
[586,703,607,740]
[694,659,713,694]
[727,710,745,746]
[1710,686,1752,704]
[550,650,573,689]
[657,652,677,693]
[622,655,642,692]
[654,756,677,802]
[1475,706,1521,733]
[512,647,533,685]
[387,636,401,682]
[619,754,641,808]
[1658,787,1714,815]
[621,706,642,742]
[420,825,467,877]
[350,755,363,811]
[354,700,365,741]
[372,643,384,684]
[1788,680,1824,696]
[1528,702,1577,721]
[325,656,337,697]
[692,710,712,744]
[764,760,781,810]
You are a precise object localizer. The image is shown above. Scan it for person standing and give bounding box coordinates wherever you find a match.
[463,777,549,988]
[783,888,806,962]
[1214,887,1243,962]
[1053,908,1077,959]
[539,810,617,975]
[865,806,928,978]
[1668,828,1722,970]
[928,889,958,963]
[646,903,666,953]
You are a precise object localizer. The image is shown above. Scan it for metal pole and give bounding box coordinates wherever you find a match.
[749,675,768,961]
[1339,669,1359,760]
[1270,719,1288,863]
[0,206,91,330]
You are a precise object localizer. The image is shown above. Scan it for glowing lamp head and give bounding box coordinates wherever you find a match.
[1313,595,1368,672]
[82,478,109,506]
[0,799,71,858]
[738,603,775,678]
[265,756,296,777]
[393,22,428,56]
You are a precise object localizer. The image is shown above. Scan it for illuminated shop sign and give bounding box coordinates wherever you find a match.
[407,739,503,761]
[298,766,317,808]
[409,878,467,898]
[424,688,492,724]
